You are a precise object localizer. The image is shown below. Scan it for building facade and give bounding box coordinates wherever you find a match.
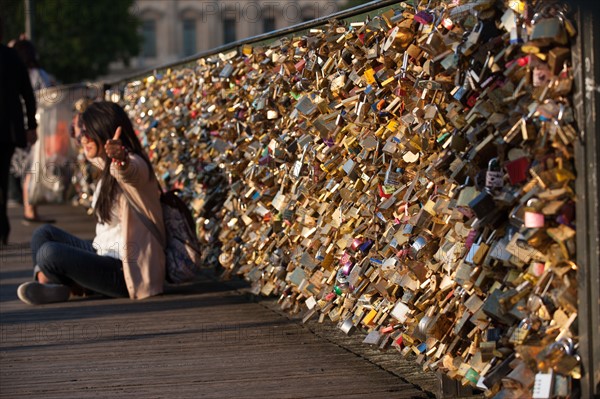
[116,0,343,75]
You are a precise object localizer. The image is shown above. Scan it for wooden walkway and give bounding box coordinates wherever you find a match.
[0,203,441,399]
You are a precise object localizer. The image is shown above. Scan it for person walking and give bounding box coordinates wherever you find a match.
[0,18,38,245]
[17,101,166,304]
[12,38,56,223]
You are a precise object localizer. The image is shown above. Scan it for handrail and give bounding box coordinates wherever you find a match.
[104,0,402,88]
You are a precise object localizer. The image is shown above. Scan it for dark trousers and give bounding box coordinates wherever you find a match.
[32,224,129,298]
[0,145,15,244]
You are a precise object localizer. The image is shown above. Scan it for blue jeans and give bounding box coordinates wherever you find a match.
[31,224,129,298]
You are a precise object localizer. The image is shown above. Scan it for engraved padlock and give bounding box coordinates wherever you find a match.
[524,198,545,228]
[485,158,504,189]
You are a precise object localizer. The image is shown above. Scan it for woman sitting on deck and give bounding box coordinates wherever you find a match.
[17,101,166,305]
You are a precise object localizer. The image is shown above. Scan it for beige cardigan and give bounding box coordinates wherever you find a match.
[91,155,166,299]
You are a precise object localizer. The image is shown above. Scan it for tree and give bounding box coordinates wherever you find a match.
[1,0,141,83]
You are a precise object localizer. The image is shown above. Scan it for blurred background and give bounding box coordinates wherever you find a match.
[1,0,373,83]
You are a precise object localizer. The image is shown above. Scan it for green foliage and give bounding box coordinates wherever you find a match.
[1,0,141,83]
[1,1,25,43]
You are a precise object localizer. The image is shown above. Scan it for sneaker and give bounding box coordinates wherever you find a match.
[17,282,71,305]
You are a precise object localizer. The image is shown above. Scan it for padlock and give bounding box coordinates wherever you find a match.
[485,158,504,189]
[509,317,534,345]
[462,21,484,56]
[547,47,571,76]
[465,231,483,264]
[120,6,583,397]
[455,179,480,208]
[536,337,580,376]
[384,160,401,186]
[414,10,433,25]
[468,191,496,219]
[421,30,447,57]
[529,16,568,48]
[556,9,577,39]
[524,198,545,228]
[505,156,530,185]
[533,62,552,87]
[291,145,309,179]
[472,230,496,265]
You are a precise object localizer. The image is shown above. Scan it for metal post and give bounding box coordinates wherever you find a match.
[572,2,600,398]
[24,0,33,41]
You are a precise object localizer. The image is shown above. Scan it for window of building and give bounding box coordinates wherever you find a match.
[263,17,276,33]
[223,18,236,44]
[141,19,157,58]
[182,19,196,56]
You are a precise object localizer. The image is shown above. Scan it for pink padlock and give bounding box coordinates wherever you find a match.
[524,199,545,228]
[524,211,545,228]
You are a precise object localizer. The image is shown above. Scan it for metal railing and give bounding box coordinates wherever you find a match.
[94,1,599,397]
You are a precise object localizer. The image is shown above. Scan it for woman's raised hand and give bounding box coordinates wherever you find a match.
[104,126,127,163]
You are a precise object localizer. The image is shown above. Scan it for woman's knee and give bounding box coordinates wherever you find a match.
[31,224,57,244]
[35,242,65,271]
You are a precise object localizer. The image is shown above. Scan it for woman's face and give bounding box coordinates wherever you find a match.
[78,123,105,160]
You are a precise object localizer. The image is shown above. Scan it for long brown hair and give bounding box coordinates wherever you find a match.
[81,101,154,223]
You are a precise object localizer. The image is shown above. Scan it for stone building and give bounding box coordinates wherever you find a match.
[107,0,345,79]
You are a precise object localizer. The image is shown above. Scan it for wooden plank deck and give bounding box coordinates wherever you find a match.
[0,203,440,398]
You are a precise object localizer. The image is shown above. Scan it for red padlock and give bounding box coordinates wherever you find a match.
[505,157,530,185]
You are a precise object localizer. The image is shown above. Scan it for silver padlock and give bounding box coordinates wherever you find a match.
[462,21,484,56]
[485,158,504,189]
